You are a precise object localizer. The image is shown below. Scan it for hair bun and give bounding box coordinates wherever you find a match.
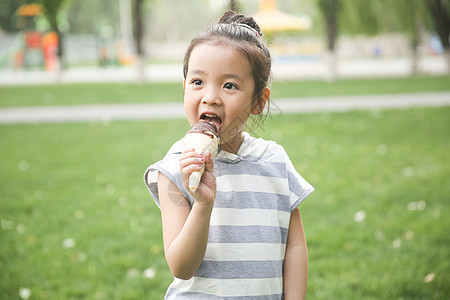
[218,10,263,37]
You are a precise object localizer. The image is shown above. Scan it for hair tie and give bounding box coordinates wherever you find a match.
[234,22,261,38]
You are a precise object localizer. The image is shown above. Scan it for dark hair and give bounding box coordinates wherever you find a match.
[183,10,272,128]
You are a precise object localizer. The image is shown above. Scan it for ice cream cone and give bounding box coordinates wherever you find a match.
[182,121,220,192]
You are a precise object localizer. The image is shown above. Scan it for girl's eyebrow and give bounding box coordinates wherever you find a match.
[188,70,206,76]
[188,70,244,83]
[222,73,244,83]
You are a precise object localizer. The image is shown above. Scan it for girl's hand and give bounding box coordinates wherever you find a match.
[179,148,216,204]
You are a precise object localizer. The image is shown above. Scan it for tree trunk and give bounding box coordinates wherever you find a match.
[445,48,450,72]
[411,43,419,75]
[426,0,450,73]
[325,2,338,52]
[318,0,340,81]
[133,0,146,82]
[49,18,63,82]
[55,30,63,82]
[410,10,421,75]
[324,49,337,82]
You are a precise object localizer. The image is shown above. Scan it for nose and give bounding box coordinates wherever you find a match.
[202,86,222,106]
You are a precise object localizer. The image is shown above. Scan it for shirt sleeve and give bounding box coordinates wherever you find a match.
[281,146,315,211]
[143,141,195,208]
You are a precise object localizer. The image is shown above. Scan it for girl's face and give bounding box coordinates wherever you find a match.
[184,43,267,154]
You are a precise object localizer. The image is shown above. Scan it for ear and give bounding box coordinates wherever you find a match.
[251,87,270,115]
[183,80,186,92]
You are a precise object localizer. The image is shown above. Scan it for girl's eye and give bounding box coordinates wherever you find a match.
[192,79,203,86]
[224,82,237,90]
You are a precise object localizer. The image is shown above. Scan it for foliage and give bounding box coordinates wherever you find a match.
[0,0,23,32]
[426,0,450,49]
[316,0,341,50]
[339,0,430,37]
[65,0,119,34]
[337,0,449,57]
[339,0,381,36]
[0,0,71,34]
[1,107,449,298]
[35,0,70,31]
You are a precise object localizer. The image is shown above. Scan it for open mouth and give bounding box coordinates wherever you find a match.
[200,113,222,130]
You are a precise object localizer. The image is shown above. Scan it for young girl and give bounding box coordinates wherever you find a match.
[144,10,314,299]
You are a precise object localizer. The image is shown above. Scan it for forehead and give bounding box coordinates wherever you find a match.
[187,43,253,78]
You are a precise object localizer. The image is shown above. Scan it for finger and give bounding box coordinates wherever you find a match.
[180,161,203,183]
[179,151,204,184]
[203,151,214,173]
[181,163,204,179]
[181,147,195,154]
[179,154,204,170]
[180,149,201,161]
[180,148,203,158]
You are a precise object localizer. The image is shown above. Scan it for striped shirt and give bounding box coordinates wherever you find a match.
[144,132,314,299]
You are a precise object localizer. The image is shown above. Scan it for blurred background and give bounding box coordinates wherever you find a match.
[1,1,449,299]
[0,0,448,84]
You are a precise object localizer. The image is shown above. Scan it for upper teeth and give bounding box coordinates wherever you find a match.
[204,114,218,118]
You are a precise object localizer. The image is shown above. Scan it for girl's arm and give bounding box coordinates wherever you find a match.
[157,150,215,280]
[283,207,308,299]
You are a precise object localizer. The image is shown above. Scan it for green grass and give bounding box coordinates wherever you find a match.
[271,75,450,99]
[1,107,449,299]
[0,82,185,107]
[0,75,449,107]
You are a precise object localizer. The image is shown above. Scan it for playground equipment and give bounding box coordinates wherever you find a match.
[11,3,58,71]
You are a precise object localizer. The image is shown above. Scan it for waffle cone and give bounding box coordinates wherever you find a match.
[182,132,220,192]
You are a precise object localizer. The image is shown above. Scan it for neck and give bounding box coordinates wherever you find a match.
[220,132,244,154]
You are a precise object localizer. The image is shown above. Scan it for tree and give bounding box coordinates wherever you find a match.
[332,0,449,74]
[0,0,23,32]
[339,0,383,35]
[386,0,430,75]
[426,0,450,72]
[66,0,119,34]
[317,0,341,81]
[229,0,240,12]
[133,0,145,82]
[339,0,430,75]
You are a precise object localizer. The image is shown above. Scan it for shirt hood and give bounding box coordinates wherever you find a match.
[216,132,277,164]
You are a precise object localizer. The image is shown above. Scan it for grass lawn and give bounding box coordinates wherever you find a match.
[0,75,449,107]
[1,106,449,299]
